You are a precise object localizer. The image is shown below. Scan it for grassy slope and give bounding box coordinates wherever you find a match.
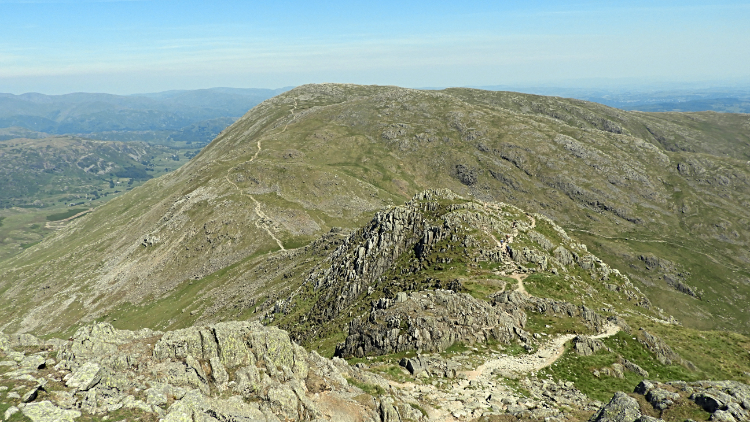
[0,84,746,340]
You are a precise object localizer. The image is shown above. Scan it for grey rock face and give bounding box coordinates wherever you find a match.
[588,392,641,422]
[494,292,611,333]
[335,289,525,358]
[631,380,750,422]
[398,355,460,378]
[573,336,605,356]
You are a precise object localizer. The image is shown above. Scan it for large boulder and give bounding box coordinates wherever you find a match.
[22,401,81,422]
[589,392,641,422]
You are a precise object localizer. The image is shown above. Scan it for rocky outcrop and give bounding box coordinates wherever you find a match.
[588,392,642,422]
[274,190,529,344]
[1,322,424,422]
[398,355,461,378]
[335,289,526,358]
[573,336,605,356]
[494,292,612,333]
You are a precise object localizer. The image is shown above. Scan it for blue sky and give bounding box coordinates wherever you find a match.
[0,0,748,94]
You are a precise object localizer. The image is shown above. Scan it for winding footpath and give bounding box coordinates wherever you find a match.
[466,323,621,382]
[223,99,299,251]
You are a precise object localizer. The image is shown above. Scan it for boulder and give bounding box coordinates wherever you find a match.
[9,333,41,348]
[19,354,46,370]
[65,362,103,391]
[645,388,680,410]
[620,357,649,378]
[3,406,19,421]
[634,380,655,395]
[21,401,81,422]
[589,392,641,422]
[22,384,45,403]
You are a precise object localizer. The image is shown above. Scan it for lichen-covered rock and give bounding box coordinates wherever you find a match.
[0,332,9,352]
[711,410,737,422]
[19,354,46,370]
[65,362,103,391]
[573,336,605,356]
[9,333,41,348]
[3,406,19,421]
[209,356,229,386]
[21,401,81,422]
[46,321,411,421]
[589,392,641,422]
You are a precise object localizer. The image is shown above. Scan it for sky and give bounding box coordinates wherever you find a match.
[0,0,749,94]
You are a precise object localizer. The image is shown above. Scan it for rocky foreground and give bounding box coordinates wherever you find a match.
[2,321,749,422]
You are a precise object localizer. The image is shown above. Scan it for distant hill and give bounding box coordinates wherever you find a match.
[622,98,750,113]
[0,87,292,147]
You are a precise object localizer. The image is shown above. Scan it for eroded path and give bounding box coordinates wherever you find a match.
[224,101,299,251]
[390,324,621,421]
[225,141,285,251]
[44,208,94,229]
[466,323,620,381]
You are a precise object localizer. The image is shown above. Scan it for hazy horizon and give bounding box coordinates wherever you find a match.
[1,1,748,95]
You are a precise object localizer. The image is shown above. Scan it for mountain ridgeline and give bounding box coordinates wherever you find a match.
[0,84,749,422]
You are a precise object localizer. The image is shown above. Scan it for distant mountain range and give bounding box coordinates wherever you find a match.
[471,85,750,114]
[0,87,292,147]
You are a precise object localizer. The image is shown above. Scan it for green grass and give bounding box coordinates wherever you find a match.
[463,279,504,301]
[523,274,580,303]
[525,313,595,336]
[346,377,385,396]
[538,330,715,403]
